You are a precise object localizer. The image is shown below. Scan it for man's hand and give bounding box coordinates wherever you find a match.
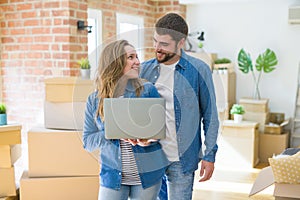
[199,160,214,182]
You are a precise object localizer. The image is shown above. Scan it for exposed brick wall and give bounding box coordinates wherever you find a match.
[0,0,186,133]
[0,5,3,102]
[0,0,88,132]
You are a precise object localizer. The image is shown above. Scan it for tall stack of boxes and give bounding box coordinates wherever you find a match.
[218,97,269,169]
[239,98,290,164]
[186,53,237,121]
[212,62,236,121]
[0,124,22,200]
[20,77,100,200]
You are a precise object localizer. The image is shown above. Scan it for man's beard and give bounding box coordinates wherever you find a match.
[156,48,178,63]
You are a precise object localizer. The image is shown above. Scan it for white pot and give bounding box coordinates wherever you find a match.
[233,114,243,123]
[81,69,90,80]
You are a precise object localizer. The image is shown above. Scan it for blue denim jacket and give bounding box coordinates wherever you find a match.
[83,82,169,190]
[140,50,219,174]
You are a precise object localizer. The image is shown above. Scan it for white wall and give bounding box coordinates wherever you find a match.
[186,0,300,118]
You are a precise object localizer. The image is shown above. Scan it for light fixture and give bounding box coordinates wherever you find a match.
[197,31,205,41]
[188,31,205,41]
[77,20,92,33]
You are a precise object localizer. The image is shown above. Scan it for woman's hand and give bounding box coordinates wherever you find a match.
[136,139,157,147]
[122,139,138,146]
[122,139,157,146]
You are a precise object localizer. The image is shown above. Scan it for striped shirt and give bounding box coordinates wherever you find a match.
[120,140,141,185]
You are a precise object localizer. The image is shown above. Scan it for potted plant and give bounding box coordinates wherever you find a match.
[230,104,245,123]
[237,48,278,99]
[213,57,232,74]
[77,57,91,79]
[0,103,7,125]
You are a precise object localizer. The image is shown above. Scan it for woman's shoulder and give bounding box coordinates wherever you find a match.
[141,81,160,98]
[142,81,155,90]
[87,90,99,103]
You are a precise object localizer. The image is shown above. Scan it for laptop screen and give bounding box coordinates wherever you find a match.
[103,98,166,139]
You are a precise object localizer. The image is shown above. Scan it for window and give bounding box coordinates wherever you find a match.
[88,8,102,80]
[116,13,144,61]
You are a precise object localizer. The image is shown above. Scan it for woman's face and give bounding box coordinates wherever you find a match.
[123,45,140,79]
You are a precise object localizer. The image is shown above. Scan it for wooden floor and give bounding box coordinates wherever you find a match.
[192,163,274,200]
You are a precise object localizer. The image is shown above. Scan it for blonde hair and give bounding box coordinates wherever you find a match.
[95,40,143,119]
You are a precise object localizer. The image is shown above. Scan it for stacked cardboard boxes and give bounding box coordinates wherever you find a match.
[0,124,22,199]
[186,52,237,121]
[19,77,100,200]
[213,69,236,121]
[239,98,270,132]
[43,77,94,130]
[259,113,290,163]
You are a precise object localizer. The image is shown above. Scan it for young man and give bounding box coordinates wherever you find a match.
[140,13,220,200]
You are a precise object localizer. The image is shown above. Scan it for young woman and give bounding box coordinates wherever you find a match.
[82,40,168,200]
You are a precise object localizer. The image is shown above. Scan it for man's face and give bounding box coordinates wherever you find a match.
[153,32,180,64]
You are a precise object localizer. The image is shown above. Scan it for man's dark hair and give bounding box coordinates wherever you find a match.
[155,13,188,42]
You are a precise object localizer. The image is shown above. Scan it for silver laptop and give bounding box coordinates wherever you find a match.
[104,98,166,139]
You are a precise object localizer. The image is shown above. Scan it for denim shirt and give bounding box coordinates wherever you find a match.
[140,50,219,174]
[83,82,169,190]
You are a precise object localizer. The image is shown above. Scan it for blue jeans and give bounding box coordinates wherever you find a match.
[159,161,195,200]
[99,181,162,200]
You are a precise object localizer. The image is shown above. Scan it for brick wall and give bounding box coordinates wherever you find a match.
[0,0,186,133]
[0,0,88,132]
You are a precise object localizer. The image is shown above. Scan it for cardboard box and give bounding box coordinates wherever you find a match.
[0,194,18,200]
[44,101,86,130]
[0,196,18,200]
[20,171,99,200]
[213,71,236,103]
[220,120,259,167]
[239,97,269,113]
[0,167,16,197]
[0,145,21,168]
[222,120,259,134]
[44,77,94,103]
[28,127,99,177]
[213,63,235,73]
[250,166,300,199]
[264,120,289,135]
[0,124,22,145]
[259,132,290,163]
[217,102,234,121]
[269,112,285,124]
[243,111,269,125]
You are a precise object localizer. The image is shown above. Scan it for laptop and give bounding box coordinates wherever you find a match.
[104,98,166,139]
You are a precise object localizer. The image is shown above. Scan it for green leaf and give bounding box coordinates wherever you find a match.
[0,103,6,114]
[230,104,245,114]
[237,49,253,74]
[78,58,91,69]
[255,48,278,73]
[214,58,231,64]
